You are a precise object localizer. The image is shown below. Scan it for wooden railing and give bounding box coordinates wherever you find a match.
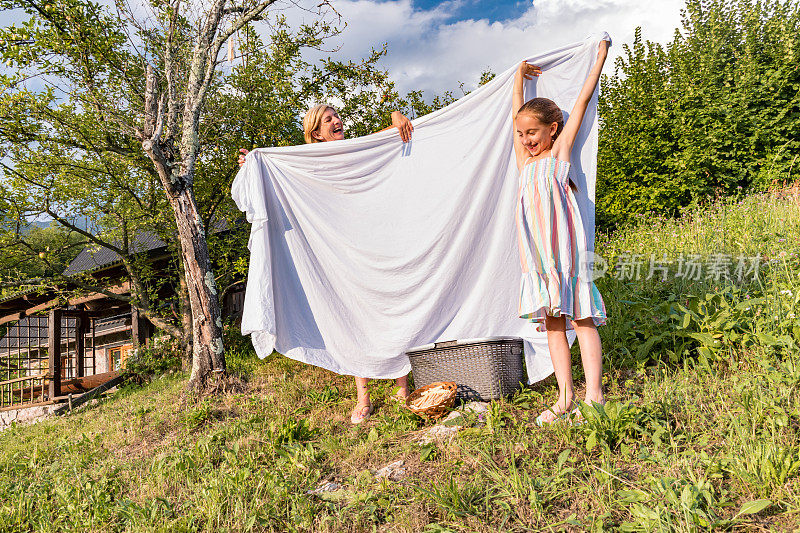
[0,373,49,410]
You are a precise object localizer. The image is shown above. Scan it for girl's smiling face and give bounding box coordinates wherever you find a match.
[312,108,345,142]
[515,113,558,157]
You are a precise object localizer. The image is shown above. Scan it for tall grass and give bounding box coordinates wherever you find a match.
[595,189,799,371]
[598,187,800,259]
[0,188,797,531]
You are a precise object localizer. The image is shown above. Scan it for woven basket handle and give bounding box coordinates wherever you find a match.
[434,340,458,348]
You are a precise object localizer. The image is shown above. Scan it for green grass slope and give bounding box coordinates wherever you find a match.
[1,189,798,532]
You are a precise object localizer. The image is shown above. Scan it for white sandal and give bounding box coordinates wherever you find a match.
[534,405,573,426]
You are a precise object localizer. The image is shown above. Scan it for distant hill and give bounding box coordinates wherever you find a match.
[1,216,89,233]
[25,219,52,230]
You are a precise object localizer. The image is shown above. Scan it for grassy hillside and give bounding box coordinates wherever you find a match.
[0,188,798,532]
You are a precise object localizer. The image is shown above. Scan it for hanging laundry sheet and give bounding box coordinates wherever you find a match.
[232,32,610,383]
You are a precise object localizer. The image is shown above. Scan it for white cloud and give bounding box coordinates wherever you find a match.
[3,0,685,97]
[300,0,685,94]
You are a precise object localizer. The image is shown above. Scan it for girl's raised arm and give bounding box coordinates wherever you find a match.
[551,40,610,162]
[512,61,541,169]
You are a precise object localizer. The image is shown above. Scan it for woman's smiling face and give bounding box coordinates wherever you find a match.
[313,107,345,142]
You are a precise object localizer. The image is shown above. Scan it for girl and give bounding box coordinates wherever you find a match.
[512,41,609,425]
[239,104,413,425]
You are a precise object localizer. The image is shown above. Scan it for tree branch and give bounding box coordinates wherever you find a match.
[44,206,126,257]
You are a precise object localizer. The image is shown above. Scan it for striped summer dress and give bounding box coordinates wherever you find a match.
[515,156,607,330]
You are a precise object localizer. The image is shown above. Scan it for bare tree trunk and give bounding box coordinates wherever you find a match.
[137,0,279,391]
[168,189,226,390]
[176,252,194,368]
[141,131,226,391]
[140,57,226,391]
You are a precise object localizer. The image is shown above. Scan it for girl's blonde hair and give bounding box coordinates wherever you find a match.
[303,103,337,144]
[518,98,564,140]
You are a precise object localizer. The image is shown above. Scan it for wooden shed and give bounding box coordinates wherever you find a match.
[0,231,244,412]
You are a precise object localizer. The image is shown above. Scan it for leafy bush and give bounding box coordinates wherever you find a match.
[598,0,800,229]
[122,344,181,385]
[596,189,800,370]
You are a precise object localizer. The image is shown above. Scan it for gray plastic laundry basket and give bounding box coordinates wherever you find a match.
[406,337,525,401]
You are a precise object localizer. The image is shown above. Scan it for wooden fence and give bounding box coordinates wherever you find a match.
[0,373,49,410]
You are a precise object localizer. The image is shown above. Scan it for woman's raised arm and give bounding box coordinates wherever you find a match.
[377,110,413,142]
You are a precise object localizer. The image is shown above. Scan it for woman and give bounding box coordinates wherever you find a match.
[238,103,413,424]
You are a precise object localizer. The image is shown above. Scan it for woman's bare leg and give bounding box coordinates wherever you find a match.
[394,375,409,399]
[572,318,604,405]
[355,377,371,406]
[539,314,575,423]
[351,377,373,423]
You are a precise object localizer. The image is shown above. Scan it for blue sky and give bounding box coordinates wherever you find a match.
[410,0,532,22]
[289,0,685,94]
[2,0,687,96]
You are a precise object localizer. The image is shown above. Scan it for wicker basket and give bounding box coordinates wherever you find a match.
[406,337,525,401]
[405,381,457,419]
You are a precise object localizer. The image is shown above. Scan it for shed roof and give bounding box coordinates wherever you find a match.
[62,232,168,276]
[61,218,233,277]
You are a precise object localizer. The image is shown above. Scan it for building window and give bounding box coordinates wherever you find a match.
[108,344,133,371]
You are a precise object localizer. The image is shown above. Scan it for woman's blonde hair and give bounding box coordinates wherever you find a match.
[303,103,337,144]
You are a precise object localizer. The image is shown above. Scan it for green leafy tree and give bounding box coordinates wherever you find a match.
[0,222,82,296]
[0,0,394,391]
[597,0,800,229]
[0,0,462,390]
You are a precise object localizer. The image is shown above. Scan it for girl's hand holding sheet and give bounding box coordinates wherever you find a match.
[516,61,542,81]
[598,39,610,59]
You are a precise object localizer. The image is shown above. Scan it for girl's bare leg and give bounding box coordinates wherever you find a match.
[539,314,575,423]
[571,318,604,406]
